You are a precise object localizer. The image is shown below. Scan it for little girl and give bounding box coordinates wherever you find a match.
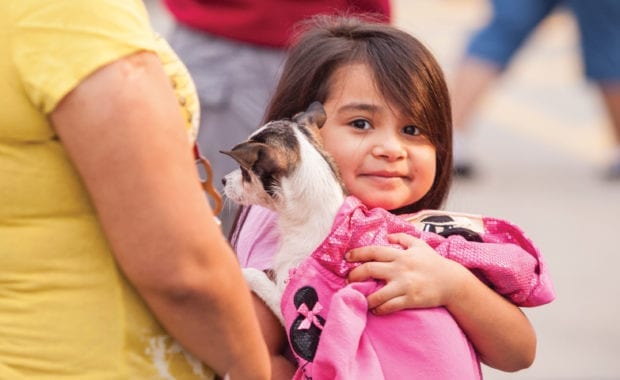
[230,15,555,379]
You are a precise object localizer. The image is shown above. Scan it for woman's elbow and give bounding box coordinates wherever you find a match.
[128,246,244,307]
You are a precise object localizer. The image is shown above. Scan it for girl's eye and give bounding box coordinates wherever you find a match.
[402,125,421,136]
[351,119,371,130]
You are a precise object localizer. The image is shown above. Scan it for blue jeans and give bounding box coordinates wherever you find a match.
[467,0,620,82]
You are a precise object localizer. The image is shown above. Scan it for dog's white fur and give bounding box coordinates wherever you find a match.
[270,127,344,289]
[222,104,345,323]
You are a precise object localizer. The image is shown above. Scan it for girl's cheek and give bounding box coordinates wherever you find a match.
[341,173,356,192]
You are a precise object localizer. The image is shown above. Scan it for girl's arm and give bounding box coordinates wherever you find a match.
[346,233,536,372]
[51,51,270,379]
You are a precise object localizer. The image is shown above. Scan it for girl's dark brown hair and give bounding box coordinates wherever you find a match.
[230,15,452,242]
[262,15,453,214]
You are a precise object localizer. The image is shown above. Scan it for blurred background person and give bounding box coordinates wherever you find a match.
[1,1,269,378]
[162,0,391,235]
[451,0,620,180]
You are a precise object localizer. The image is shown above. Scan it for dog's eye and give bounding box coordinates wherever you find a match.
[402,125,421,136]
[351,119,371,130]
[241,167,251,182]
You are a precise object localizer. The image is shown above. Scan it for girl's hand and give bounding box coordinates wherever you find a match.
[346,233,467,315]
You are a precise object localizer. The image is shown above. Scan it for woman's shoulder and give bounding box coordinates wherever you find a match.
[154,34,200,143]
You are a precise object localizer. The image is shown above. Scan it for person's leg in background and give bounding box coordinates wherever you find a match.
[599,85,620,179]
[168,24,286,235]
[451,0,559,177]
[569,0,620,180]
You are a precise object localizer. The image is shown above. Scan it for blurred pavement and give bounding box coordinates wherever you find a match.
[146,1,620,379]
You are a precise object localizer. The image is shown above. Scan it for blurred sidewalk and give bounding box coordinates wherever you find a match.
[146,1,620,379]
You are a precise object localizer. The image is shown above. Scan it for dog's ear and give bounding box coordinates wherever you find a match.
[293,101,327,129]
[220,142,269,170]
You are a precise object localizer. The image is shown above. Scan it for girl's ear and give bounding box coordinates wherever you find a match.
[294,101,327,129]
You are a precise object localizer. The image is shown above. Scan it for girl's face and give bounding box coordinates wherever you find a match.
[319,63,436,211]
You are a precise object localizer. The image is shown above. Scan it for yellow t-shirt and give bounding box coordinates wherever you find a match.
[0,1,207,379]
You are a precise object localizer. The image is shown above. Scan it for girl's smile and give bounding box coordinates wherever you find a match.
[319,63,437,211]
[359,172,410,186]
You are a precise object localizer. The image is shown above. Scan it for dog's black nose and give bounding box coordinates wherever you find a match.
[221,177,227,186]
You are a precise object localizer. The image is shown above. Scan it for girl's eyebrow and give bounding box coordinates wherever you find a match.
[336,102,380,113]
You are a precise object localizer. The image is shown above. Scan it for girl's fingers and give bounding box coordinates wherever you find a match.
[346,234,423,263]
[348,261,392,283]
[386,233,421,249]
[365,282,403,310]
[370,295,410,315]
[346,245,398,263]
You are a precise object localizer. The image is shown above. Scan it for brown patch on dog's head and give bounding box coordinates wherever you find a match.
[293,101,327,146]
[221,102,346,207]
[293,101,327,129]
[221,120,301,198]
[294,103,345,193]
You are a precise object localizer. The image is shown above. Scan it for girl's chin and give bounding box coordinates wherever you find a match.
[356,193,421,211]
[350,183,421,210]
[358,198,403,211]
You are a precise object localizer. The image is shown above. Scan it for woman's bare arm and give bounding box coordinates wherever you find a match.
[50,51,269,379]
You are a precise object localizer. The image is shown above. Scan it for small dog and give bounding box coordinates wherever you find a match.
[221,102,346,320]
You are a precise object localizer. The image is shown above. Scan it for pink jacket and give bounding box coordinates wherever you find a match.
[281,196,555,380]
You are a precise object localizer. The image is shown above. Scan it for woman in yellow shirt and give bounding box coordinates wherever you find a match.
[0,1,269,378]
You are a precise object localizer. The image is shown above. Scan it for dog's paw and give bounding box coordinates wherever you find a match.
[242,268,284,325]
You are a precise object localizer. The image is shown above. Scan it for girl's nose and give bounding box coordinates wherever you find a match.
[371,135,406,161]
